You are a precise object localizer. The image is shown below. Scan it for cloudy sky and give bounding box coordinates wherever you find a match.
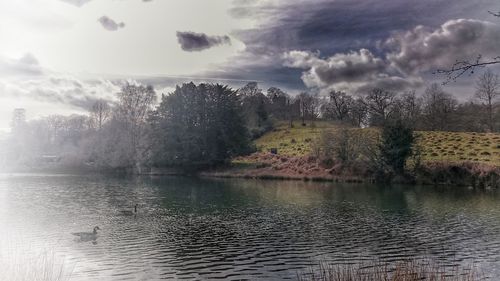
[1,0,499,130]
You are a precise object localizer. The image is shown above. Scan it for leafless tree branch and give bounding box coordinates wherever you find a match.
[434,55,500,85]
[488,10,500,17]
[435,10,500,84]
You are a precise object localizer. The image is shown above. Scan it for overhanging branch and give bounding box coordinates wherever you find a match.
[434,55,500,84]
[488,11,500,17]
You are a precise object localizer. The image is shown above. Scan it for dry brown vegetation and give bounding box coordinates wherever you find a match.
[207,152,372,183]
[418,161,500,188]
[210,121,500,187]
[297,260,481,281]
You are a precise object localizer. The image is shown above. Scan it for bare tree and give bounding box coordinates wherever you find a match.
[237,82,261,97]
[435,55,500,84]
[311,128,361,164]
[350,97,368,127]
[287,98,301,128]
[90,99,111,130]
[297,91,319,126]
[239,82,270,129]
[322,90,353,121]
[10,108,27,133]
[394,91,422,127]
[46,115,66,146]
[421,83,457,131]
[114,83,157,170]
[116,84,156,127]
[363,88,396,126]
[266,87,290,120]
[475,69,500,131]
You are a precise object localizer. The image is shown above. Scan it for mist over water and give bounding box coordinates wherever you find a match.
[0,174,499,280]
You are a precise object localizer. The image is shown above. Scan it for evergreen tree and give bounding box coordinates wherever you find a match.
[149,83,251,168]
[379,119,415,175]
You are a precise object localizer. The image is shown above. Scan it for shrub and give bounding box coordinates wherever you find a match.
[417,161,500,188]
[379,119,415,175]
[311,128,362,164]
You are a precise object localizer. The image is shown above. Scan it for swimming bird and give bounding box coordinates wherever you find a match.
[120,204,138,216]
[72,226,100,242]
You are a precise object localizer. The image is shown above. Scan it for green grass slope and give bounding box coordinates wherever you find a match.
[253,121,500,166]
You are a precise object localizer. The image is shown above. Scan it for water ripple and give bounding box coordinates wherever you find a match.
[0,175,499,280]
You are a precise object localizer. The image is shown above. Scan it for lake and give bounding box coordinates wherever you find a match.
[0,174,499,280]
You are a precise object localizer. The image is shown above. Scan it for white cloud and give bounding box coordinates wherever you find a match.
[0,0,250,128]
[0,0,248,77]
[0,53,122,130]
[283,48,421,93]
[283,18,500,94]
[387,19,500,74]
[0,53,43,77]
[59,0,92,7]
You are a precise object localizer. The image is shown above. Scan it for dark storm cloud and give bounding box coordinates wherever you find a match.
[203,0,499,94]
[282,18,500,94]
[198,48,306,92]
[98,16,125,31]
[176,31,231,52]
[59,0,92,7]
[230,0,497,56]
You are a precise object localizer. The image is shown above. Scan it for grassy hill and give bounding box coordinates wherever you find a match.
[252,121,500,166]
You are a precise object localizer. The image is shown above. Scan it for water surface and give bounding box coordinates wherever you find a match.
[0,174,499,280]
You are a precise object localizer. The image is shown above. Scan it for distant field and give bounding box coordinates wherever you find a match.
[253,121,500,166]
[255,121,336,157]
[417,131,500,165]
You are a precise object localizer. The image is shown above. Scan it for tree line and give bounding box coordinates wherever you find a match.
[320,76,499,132]
[2,83,254,171]
[229,70,499,133]
[1,70,499,172]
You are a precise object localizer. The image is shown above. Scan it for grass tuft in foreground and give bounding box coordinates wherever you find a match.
[0,243,73,281]
[297,260,481,281]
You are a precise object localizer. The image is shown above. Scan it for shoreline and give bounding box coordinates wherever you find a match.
[3,153,499,188]
[200,152,500,188]
[199,168,373,184]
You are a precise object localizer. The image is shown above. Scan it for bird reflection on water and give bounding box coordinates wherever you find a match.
[119,204,138,217]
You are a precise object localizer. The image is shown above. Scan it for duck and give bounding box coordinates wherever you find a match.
[72,226,100,242]
[120,204,138,216]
